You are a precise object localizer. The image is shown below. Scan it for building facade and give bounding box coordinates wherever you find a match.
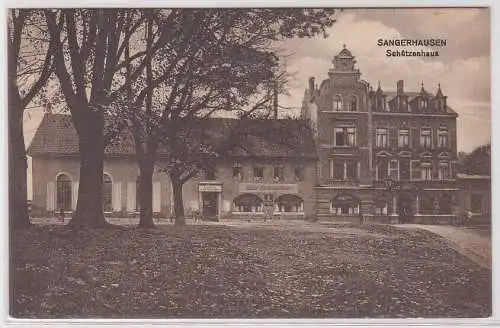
[301,46,461,223]
[28,115,318,220]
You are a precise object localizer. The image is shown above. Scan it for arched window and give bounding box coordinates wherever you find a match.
[103,173,113,212]
[373,198,390,215]
[419,194,434,215]
[349,95,357,112]
[330,194,360,216]
[233,194,263,213]
[56,174,72,211]
[333,95,343,111]
[275,194,304,213]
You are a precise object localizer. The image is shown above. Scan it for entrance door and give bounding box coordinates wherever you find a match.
[202,192,219,220]
[397,193,414,223]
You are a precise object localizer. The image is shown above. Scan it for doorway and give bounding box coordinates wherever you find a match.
[202,192,219,220]
[397,193,414,224]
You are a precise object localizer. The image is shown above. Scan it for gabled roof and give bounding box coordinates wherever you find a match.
[27,113,318,159]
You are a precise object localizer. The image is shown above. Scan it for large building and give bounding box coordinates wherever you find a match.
[28,46,488,223]
[301,46,461,223]
[28,115,318,221]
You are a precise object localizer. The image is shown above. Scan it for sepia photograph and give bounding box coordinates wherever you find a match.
[7,6,492,322]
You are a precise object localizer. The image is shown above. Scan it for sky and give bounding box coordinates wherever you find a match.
[22,8,490,197]
[277,7,491,153]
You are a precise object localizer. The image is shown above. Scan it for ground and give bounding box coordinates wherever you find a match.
[11,220,491,318]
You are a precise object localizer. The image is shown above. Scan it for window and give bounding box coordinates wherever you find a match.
[438,163,450,180]
[331,160,344,180]
[294,165,304,181]
[438,127,449,148]
[421,162,432,180]
[233,194,263,213]
[275,195,304,213]
[349,96,357,112]
[56,174,72,211]
[411,161,421,180]
[346,161,358,180]
[376,97,387,111]
[330,195,360,215]
[253,165,264,181]
[399,128,409,148]
[334,127,356,147]
[420,127,432,148]
[399,98,408,111]
[471,193,482,213]
[374,203,388,215]
[376,128,388,148]
[333,95,343,111]
[233,162,243,181]
[420,99,428,110]
[376,159,388,181]
[273,164,285,181]
[389,159,399,180]
[103,173,113,212]
[436,99,445,112]
[330,160,358,180]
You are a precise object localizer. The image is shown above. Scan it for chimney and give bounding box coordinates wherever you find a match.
[397,80,404,94]
[273,81,278,119]
[309,77,315,92]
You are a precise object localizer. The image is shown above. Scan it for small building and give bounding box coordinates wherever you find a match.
[457,173,491,220]
[27,114,318,221]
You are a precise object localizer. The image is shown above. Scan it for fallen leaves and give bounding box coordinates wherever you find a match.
[10,224,491,318]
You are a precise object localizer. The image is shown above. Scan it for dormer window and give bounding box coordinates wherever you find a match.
[399,97,407,112]
[333,95,343,111]
[436,98,445,112]
[420,99,428,110]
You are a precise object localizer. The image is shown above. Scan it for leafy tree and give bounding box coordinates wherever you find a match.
[459,143,491,176]
[43,9,182,229]
[8,10,54,229]
[123,9,339,226]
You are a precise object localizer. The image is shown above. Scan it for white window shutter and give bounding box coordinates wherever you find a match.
[153,182,161,212]
[72,181,79,210]
[113,182,122,212]
[127,182,135,212]
[47,181,55,211]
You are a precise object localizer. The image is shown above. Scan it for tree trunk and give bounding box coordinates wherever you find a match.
[69,113,108,229]
[9,100,30,229]
[170,172,185,225]
[138,160,154,228]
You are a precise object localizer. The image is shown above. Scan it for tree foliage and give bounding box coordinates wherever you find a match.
[121,9,339,225]
[459,143,491,176]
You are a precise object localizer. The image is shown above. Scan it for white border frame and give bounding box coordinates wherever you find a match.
[2,1,498,327]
